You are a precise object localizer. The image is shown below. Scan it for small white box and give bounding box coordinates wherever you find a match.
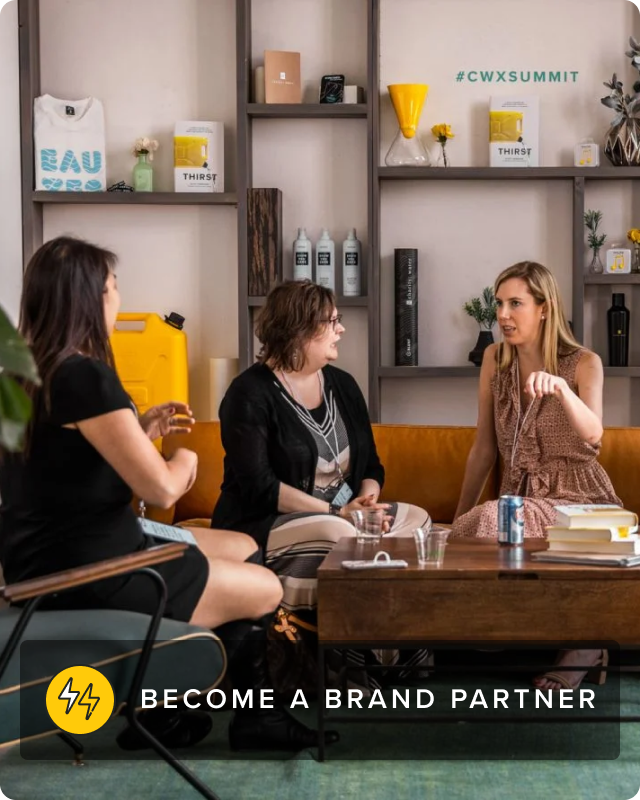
[174,121,224,193]
[489,96,539,167]
[574,141,600,167]
[343,85,364,104]
[605,247,631,274]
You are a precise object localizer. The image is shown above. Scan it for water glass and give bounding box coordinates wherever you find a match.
[414,526,449,567]
[351,508,385,544]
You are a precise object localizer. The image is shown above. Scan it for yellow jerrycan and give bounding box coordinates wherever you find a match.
[110,312,189,415]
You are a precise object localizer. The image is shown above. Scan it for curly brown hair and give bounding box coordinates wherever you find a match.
[256,280,336,372]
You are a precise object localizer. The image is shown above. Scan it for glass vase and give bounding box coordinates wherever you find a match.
[436,143,451,167]
[588,248,604,275]
[632,243,640,274]
[133,153,153,192]
[384,83,432,167]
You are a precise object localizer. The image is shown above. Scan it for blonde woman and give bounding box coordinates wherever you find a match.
[452,261,620,690]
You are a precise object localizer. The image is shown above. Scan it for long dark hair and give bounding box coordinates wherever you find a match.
[19,236,117,421]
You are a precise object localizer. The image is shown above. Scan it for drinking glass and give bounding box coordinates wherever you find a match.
[414,526,449,567]
[351,508,385,544]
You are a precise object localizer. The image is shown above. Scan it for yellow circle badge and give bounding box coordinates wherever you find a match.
[46,666,115,735]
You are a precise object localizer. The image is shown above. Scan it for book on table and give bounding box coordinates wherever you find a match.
[547,539,640,555]
[531,551,640,567]
[553,504,638,531]
[546,525,639,542]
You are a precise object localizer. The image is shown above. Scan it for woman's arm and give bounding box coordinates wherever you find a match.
[77,409,197,509]
[524,351,604,445]
[453,345,499,520]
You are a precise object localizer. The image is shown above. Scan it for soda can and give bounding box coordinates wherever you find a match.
[497,495,525,545]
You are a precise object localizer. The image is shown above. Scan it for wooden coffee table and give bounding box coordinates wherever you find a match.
[316,537,640,759]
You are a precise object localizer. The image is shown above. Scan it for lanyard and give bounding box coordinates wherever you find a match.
[278,370,344,479]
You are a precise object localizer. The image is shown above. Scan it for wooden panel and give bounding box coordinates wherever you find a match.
[247,188,283,296]
[32,191,237,205]
[318,577,640,644]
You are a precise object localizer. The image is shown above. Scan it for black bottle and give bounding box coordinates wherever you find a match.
[607,293,630,367]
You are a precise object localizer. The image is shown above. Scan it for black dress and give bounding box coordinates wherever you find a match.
[0,355,207,621]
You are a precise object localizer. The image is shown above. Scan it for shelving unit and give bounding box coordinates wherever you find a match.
[15,0,640,425]
[368,1,640,423]
[235,0,373,371]
[17,0,237,266]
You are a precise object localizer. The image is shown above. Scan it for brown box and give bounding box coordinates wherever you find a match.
[248,188,283,296]
[264,50,301,104]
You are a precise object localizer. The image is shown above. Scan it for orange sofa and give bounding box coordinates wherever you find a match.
[160,423,640,526]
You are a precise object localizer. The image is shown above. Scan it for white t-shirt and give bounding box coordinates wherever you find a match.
[34,95,107,192]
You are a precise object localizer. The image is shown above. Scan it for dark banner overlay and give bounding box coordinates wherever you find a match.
[16,639,621,761]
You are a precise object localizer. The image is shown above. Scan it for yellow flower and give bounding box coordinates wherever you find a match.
[431,123,455,142]
[627,228,640,244]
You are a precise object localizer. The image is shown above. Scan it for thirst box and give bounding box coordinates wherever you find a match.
[111,313,189,415]
[174,121,224,192]
[489,96,539,167]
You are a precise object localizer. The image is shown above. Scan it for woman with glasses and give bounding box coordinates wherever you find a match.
[212,280,430,687]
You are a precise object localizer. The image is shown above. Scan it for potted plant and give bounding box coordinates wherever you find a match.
[601,37,640,166]
[0,305,39,451]
[463,287,497,367]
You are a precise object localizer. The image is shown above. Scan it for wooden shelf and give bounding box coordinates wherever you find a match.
[378,166,640,181]
[249,295,368,308]
[584,274,640,285]
[247,103,367,119]
[378,366,480,378]
[32,191,238,206]
[603,367,640,378]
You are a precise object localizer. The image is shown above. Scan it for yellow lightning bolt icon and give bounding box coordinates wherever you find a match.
[77,682,100,720]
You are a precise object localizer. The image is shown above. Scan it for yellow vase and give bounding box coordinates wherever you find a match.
[389,84,429,139]
[385,83,431,167]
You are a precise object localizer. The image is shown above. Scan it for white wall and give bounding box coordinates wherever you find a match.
[0,0,22,324]
[1,0,638,425]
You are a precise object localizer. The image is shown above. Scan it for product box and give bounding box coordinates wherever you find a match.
[264,50,301,104]
[174,121,224,193]
[605,247,631,274]
[489,96,539,167]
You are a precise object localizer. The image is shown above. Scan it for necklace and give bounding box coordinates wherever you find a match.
[277,370,344,478]
[510,358,537,468]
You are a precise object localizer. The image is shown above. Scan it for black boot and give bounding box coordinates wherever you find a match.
[224,613,339,752]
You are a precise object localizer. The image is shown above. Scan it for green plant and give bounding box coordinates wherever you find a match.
[463,287,497,331]
[584,209,607,251]
[0,304,39,451]
[601,37,640,126]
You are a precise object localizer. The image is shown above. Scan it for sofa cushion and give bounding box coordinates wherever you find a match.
[598,427,640,516]
[372,424,498,523]
[164,422,224,524]
[0,608,225,747]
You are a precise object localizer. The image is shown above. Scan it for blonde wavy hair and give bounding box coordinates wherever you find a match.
[494,261,580,376]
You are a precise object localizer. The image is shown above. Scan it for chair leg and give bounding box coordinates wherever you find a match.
[56,731,85,766]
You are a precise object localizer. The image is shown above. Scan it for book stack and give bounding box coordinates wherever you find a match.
[532,504,640,566]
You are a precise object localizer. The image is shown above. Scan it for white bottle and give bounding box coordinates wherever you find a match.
[315,228,335,290]
[293,228,313,281]
[342,228,362,296]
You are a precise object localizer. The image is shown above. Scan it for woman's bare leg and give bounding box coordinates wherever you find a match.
[189,557,282,629]
[188,526,258,562]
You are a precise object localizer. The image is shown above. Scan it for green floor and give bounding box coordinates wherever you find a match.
[2,666,639,800]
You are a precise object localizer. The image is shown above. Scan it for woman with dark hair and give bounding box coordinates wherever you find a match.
[452,261,620,690]
[0,237,334,751]
[212,280,430,683]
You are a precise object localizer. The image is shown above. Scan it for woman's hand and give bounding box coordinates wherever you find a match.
[339,494,393,532]
[524,371,568,400]
[139,402,195,440]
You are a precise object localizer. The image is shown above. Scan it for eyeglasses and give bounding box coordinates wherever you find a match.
[320,314,343,330]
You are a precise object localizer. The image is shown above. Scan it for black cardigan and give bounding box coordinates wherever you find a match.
[211,363,385,548]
